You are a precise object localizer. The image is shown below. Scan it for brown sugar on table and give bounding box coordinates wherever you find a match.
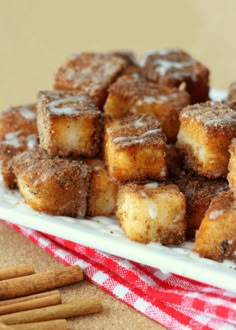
[12,147,90,217]
[37,90,103,158]
[54,52,127,108]
[177,101,236,178]
[143,48,209,104]
[105,114,167,182]
[193,190,236,262]
[104,74,190,142]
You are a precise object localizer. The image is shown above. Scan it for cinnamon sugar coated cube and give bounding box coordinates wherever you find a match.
[110,50,137,66]
[174,173,228,238]
[176,101,236,178]
[12,148,90,217]
[104,74,190,142]
[227,81,236,110]
[0,146,20,189]
[0,103,38,188]
[86,159,118,216]
[227,138,236,188]
[105,114,167,182]
[54,52,127,108]
[37,90,102,157]
[193,190,236,262]
[144,48,209,104]
[0,103,37,140]
[116,182,186,244]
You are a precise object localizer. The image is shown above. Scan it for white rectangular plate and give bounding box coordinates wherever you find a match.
[0,89,235,293]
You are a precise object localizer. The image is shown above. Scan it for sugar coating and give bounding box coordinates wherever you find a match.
[144,49,199,78]
[107,114,165,149]
[180,101,236,129]
[54,52,127,107]
[13,148,90,217]
[38,90,100,117]
[227,81,236,110]
[108,74,189,107]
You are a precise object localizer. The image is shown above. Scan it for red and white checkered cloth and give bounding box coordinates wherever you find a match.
[7,223,236,330]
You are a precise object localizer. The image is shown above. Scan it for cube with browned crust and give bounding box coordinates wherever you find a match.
[174,172,228,238]
[86,159,118,217]
[110,50,137,66]
[0,103,38,188]
[104,74,190,142]
[105,114,167,182]
[116,182,186,244]
[227,81,236,110]
[227,138,236,188]
[37,90,102,158]
[193,190,236,262]
[54,53,127,108]
[177,102,236,178]
[0,103,37,141]
[143,48,209,104]
[12,148,90,217]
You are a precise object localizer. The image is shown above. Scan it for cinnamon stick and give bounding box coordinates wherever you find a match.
[13,319,68,330]
[0,266,34,281]
[0,324,15,330]
[0,299,103,324]
[0,266,83,300]
[0,292,61,315]
[0,291,60,307]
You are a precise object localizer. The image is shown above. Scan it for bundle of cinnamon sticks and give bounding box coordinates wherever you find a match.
[0,264,103,329]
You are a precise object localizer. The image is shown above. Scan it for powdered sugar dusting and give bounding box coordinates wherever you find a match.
[153,58,195,76]
[0,131,22,148]
[144,182,159,189]
[180,101,236,128]
[112,128,161,147]
[46,95,92,115]
[209,210,224,220]
[19,106,36,120]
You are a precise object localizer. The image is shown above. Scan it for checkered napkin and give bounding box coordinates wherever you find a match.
[8,223,236,330]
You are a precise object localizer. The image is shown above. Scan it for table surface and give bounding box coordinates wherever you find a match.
[0,221,164,330]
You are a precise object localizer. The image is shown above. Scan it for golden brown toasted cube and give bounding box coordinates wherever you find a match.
[227,81,236,110]
[174,173,228,238]
[116,182,186,244]
[54,52,127,108]
[193,190,236,262]
[12,148,90,217]
[105,114,167,182]
[0,145,20,189]
[110,50,137,66]
[144,48,209,104]
[0,103,37,141]
[166,144,184,177]
[176,102,236,178]
[227,138,236,188]
[86,159,118,217]
[104,74,190,142]
[0,103,38,188]
[0,134,38,189]
[37,90,102,158]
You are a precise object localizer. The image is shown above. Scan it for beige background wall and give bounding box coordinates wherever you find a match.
[0,0,235,110]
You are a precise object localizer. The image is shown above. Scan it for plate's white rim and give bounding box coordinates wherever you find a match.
[0,88,235,293]
[0,186,235,293]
